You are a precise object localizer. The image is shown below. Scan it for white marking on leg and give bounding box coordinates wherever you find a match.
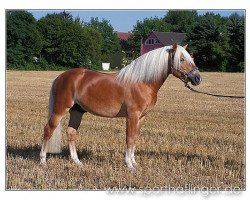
[40,140,48,164]
[67,127,82,165]
[125,148,135,170]
[131,146,137,167]
[69,142,81,165]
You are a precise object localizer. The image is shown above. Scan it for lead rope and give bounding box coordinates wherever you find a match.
[184,83,245,99]
[169,49,244,99]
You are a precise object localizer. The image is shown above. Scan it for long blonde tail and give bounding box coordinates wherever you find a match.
[47,82,62,153]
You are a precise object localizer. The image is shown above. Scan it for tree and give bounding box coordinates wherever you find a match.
[163,10,198,34]
[86,17,121,62]
[186,13,229,71]
[227,13,245,72]
[7,11,43,67]
[82,26,103,68]
[37,12,102,67]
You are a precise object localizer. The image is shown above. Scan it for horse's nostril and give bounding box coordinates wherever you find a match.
[191,75,201,86]
[195,76,200,83]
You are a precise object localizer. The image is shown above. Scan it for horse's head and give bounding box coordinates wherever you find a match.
[170,43,202,86]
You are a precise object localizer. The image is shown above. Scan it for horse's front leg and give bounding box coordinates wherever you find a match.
[125,114,144,171]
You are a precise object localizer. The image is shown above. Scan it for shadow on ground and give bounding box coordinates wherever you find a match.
[6,145,241,171]
[6,145,92,161]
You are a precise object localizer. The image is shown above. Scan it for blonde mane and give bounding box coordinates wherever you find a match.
[116,45,193,83]
[173,45,195,69]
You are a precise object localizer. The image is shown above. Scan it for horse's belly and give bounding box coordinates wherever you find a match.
[80,97,125,118]
[77,85,125,117]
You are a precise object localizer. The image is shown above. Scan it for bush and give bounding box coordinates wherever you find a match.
[219,60,229,72]
[238,62,245,72]
[88,64,102,71]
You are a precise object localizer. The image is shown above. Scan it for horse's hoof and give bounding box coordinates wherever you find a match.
[127,166,136,173]
[40,160,47,166]
[130,168,136,173]
[132,162,138,168]
[73,159,82,166]
[76,162,83,166]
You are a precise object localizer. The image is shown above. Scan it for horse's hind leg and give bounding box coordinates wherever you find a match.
[67,104,85,164]
[40,113,64,164]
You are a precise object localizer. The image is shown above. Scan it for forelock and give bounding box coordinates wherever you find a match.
[173,45,194,69]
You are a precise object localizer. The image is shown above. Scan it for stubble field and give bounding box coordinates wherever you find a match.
[6,70,245,190]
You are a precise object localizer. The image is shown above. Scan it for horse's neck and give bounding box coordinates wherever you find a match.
[148,70,171,93]
[148,50,172,92]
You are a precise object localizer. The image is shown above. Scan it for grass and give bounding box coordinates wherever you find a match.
[6,70,245,190]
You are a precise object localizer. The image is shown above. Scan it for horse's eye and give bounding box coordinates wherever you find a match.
[180,58,185,62]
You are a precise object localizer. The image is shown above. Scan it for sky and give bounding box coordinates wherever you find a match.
[29,10,245,32]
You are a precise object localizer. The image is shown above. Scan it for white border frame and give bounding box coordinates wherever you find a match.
[1,1,248,200]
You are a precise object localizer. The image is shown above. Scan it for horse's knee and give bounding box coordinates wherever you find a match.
[67,127,77,141]
[49,114,61,129]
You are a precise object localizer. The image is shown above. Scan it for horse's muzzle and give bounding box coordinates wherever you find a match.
[188,70,202,86]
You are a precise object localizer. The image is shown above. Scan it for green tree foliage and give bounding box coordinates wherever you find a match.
[7,11,43,67]
[163,10,198,34]
[37,12,102,67]
[86,17,121,62]
[227,13,245,72]
[186,13,230,71]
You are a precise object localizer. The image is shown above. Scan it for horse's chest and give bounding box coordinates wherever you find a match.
[141,95,157,116]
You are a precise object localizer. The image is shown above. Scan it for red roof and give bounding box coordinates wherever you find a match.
[117,32,132,41]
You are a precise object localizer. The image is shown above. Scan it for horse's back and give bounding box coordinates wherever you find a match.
[53,68,125,117]
[54,68,116,90]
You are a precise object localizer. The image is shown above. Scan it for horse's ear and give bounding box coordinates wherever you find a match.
[190,53,194,60]
[183,44,188,49]
[172,43,178,53]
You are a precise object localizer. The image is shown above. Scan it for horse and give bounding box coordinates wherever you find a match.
[40,43,202,170]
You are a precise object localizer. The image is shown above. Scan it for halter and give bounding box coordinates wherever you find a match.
[169,49,198,85]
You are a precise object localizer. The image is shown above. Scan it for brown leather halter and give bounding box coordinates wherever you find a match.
[169,49,198,85]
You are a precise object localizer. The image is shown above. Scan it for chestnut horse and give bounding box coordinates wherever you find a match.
[40,44,202,170]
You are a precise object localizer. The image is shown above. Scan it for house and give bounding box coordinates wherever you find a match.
[117,32,132,43]
[140,31,186,55]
